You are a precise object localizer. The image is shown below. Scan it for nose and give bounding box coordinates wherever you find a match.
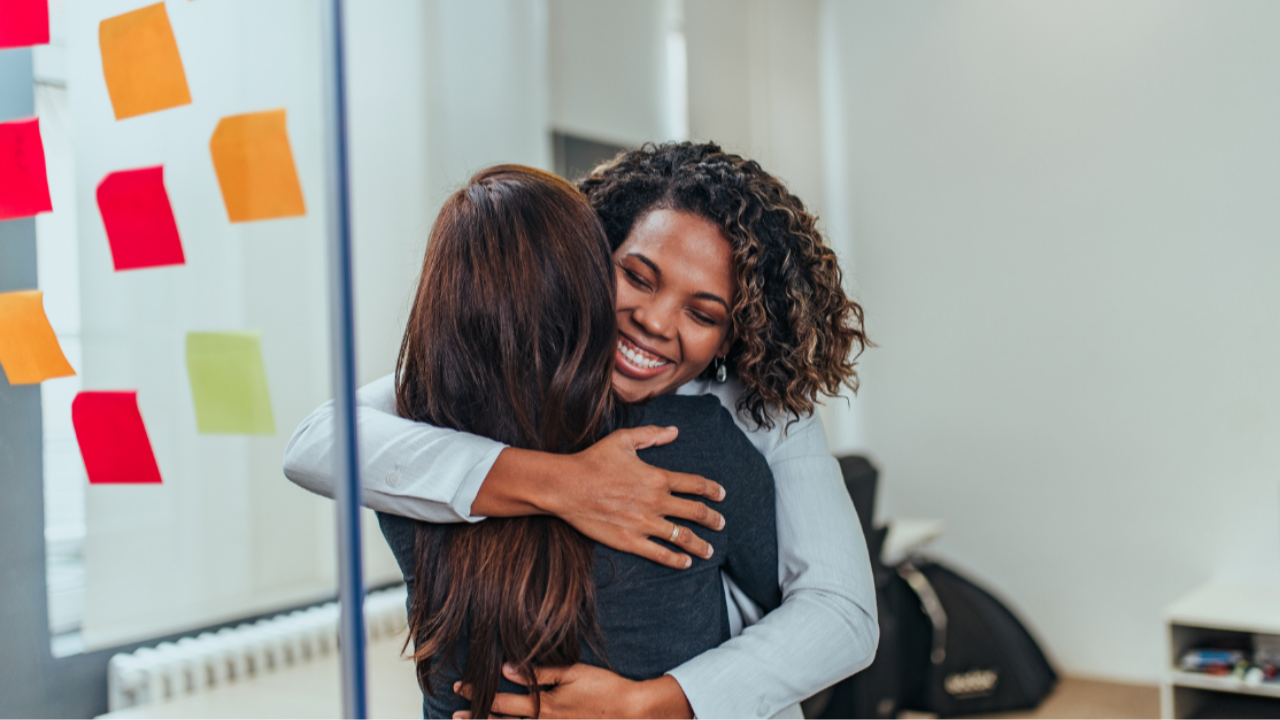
[631,296,677,339]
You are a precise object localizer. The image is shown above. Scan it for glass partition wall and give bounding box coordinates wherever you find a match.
[35,0,401,657]
[4,0,696,714]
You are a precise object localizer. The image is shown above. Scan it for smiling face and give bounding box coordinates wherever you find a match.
[611,208,736,402]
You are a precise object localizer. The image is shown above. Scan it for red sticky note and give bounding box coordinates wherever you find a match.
[72,391,163,485]
[0,117,52,221]
[96,166,185,271]
[0,0,50,49]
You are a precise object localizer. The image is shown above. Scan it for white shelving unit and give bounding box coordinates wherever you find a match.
[1162,583,1280,719]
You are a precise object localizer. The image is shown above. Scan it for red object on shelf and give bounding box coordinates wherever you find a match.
[96,166,186,271]
[0,0,49,49]
[72,391,163,484]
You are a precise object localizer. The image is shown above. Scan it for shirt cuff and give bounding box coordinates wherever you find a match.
[451,443,505,522]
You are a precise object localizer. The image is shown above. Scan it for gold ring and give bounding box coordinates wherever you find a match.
[668,524,681,543]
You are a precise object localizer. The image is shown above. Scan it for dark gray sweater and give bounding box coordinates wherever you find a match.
[378,394,779,718]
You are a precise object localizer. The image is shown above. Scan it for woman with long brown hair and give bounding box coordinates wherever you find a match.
[378,164,780,718]
[285,142,876,719]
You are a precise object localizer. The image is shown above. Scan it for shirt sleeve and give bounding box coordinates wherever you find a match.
[281,373,506,523]
[666,413,880,720]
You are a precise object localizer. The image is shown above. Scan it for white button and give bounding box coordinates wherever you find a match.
[386,472,400,487]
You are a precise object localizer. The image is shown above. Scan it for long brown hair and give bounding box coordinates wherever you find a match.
[396,166,617,717]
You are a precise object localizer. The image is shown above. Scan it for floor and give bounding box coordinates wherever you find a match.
[901,676,1162,717]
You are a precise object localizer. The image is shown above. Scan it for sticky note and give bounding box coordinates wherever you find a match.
[209,109,306,223]
[72,391,163,484]
[0,0,50,49]
[186,332,275,434]
[0,290,74,385]
[99,3,192,120]
[0,117,53,221]
[96,166,185,271]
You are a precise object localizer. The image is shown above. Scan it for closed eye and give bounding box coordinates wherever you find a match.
[621,266,651,290]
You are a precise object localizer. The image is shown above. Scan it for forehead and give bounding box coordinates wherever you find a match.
[616,209,734,290]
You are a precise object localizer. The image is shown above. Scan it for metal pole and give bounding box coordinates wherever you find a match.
[318,1,367,717]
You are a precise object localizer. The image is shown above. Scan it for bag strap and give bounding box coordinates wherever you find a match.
[898,561,948,664]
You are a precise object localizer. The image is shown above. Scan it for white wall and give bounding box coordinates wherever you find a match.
[685,0,868,449]
[824,0,1280,682]
[550,0,677,146]
[348,0,553,385]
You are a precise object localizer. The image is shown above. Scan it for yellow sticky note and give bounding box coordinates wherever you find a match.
[0,290,75,385]
[185,332,275,435]
[209,109,307,223]
[99,3,192,120]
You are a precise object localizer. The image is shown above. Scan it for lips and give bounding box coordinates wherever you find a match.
[614,333,674,380]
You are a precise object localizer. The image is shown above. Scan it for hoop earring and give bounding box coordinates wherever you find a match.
[714,356,727,383]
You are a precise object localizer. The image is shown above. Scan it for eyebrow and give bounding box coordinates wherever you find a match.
[627,252,662,278]
[626,252,731,312]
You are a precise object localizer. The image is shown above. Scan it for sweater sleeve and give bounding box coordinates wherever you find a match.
[282,373,505,523]
[714,407,782,614]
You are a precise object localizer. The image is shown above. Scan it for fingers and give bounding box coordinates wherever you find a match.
[631,537,693,569]
[502,662,571,687]
[664,495,725,533]
[667,471,726,502]
[617,425,679,451]
[488,693,537,719]
[456,681,537,719]
[668,521,714,560]
[657,512,716,560]
[461,665,571,718]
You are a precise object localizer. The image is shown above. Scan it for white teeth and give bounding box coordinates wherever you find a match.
[618,339,668,370]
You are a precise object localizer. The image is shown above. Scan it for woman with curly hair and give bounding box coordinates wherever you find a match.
[386,165,782,719]
[284,142,877,719]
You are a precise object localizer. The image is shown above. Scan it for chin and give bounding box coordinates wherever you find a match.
[612,369,668,403]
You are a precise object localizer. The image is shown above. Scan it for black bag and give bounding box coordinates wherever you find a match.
[895,560,1058,717]
[804,456,1057,718]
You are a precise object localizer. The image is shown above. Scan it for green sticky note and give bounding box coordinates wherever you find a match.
[185,331,275,435]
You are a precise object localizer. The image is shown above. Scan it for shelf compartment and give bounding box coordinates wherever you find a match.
[1169,670,1280,700]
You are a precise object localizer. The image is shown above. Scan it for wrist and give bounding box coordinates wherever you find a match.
[629,675,693,719]
[472,447,561,518]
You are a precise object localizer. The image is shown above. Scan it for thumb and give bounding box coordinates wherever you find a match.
[503,662,571,686]
[620,425,679,451]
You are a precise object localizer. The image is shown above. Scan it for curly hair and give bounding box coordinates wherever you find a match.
[578,142,869,429]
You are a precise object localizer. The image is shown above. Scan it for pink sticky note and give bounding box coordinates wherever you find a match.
[0,0,50,49]
[0,117,52,221]
[72,391,163,485]
[96,166,185,271]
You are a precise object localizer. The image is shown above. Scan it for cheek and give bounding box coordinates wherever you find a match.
[613,276,642,310]
[680,323,728,366]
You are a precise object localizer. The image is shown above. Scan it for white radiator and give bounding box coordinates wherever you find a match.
[106,586,409,712]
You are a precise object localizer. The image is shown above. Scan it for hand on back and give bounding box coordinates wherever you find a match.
[480,425,725,570]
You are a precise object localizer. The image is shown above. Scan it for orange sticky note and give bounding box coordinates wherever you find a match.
[209,109,306,223]
[99,3,192,120]
[0,290,75,385]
